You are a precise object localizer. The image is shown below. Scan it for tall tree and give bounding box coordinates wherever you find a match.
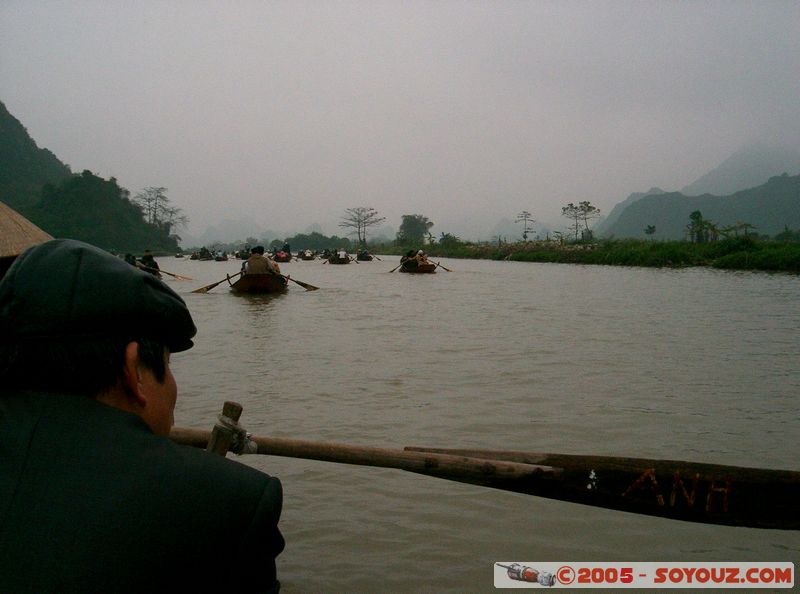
[339,207,386,248]
[578,201,601,237]
[396,214,434,246]
[515,210,536,240]
[687,210,707,243]
[561,203,582,241]
[563,201,601,241]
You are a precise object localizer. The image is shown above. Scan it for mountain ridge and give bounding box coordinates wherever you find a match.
[603,173,800,240]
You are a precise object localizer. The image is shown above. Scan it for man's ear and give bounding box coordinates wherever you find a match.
[121,341,147,406]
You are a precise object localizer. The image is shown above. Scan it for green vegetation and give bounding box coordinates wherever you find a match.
[24,171,182,254]
[0,101,72,211]
[372,234,800,273]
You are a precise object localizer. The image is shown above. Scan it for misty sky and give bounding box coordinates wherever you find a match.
[2,1,799,240]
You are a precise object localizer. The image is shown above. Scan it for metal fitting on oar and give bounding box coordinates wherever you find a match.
[206,401,245,456]
[230,429,257,455]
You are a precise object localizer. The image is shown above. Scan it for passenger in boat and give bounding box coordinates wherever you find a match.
[414,249,429,266]
[0,239,285,594]
[243,245,281,275]
[123,252,137,267]
[139,249,161,276]
[400,249,417,269]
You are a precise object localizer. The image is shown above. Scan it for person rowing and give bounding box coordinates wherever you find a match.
[243,245,282,275]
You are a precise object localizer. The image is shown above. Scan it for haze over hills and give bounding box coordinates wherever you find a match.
[598,144,800,240]
[680,144,800,197]
[602,173,800,240]
[4,98,799,247]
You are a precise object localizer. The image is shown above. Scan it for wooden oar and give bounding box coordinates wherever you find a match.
[434,261,452,272]
[170,427,557,491]
[191,270,243,293]
[138,264,193,280]
[405,446,800,531]
[281,274,319,291]
[389,262,404,272]
[169,426,800,530]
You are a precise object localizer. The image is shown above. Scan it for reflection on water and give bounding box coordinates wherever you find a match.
[163,256,799,593]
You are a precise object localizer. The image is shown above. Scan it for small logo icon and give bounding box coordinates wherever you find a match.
[496,563,555,587]
[556,565,575,585]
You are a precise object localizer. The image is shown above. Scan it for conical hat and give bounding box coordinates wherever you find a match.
[0,201,53,259]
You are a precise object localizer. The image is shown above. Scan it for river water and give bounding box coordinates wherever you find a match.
[160,255,799,593]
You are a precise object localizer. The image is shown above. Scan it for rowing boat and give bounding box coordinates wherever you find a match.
[400,262,436,273]
[227,273,287,294]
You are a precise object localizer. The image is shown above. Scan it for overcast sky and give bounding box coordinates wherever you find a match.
[2,1,799,240]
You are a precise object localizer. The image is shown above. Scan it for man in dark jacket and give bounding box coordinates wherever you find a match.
[0,239,284,593]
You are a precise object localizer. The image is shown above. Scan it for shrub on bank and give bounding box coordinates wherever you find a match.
[712,243,800,272]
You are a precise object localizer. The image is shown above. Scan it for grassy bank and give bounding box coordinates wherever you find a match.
[376,238,800,273]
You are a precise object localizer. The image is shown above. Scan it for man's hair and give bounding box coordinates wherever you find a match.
[0,337,167,397]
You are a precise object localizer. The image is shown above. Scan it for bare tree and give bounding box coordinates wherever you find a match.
[339,207,386,248]
[132,187,188,235]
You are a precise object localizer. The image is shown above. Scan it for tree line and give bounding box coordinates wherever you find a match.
[22,171,188,254]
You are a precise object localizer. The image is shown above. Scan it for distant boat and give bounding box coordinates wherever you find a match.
[273,250,292,263]
[327,253,351,264]
[228,273,287,294]
[356,251,374,261]
[298,249,316,261]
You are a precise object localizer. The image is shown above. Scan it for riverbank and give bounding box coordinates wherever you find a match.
[377,238,800,273]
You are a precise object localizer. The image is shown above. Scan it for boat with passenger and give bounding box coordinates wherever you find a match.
[227,273,287,294]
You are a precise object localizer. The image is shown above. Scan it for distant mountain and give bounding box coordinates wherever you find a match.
[681,144,800,196]
[0,100,72,210]
[595,188,666,236]
[603,173,800,240]
[1,102,178,253]
[188,219,272,246]
[597,144,800,239]
[181,220,357,248]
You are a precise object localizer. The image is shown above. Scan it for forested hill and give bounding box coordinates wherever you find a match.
[0,101,179,253]
[594,187,665,235]
[0,101,72,210]
[603,173,800,240]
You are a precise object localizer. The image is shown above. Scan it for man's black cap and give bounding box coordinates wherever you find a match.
[0,239,196,352]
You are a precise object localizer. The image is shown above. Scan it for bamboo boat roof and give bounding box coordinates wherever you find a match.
[0,201,52,259]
